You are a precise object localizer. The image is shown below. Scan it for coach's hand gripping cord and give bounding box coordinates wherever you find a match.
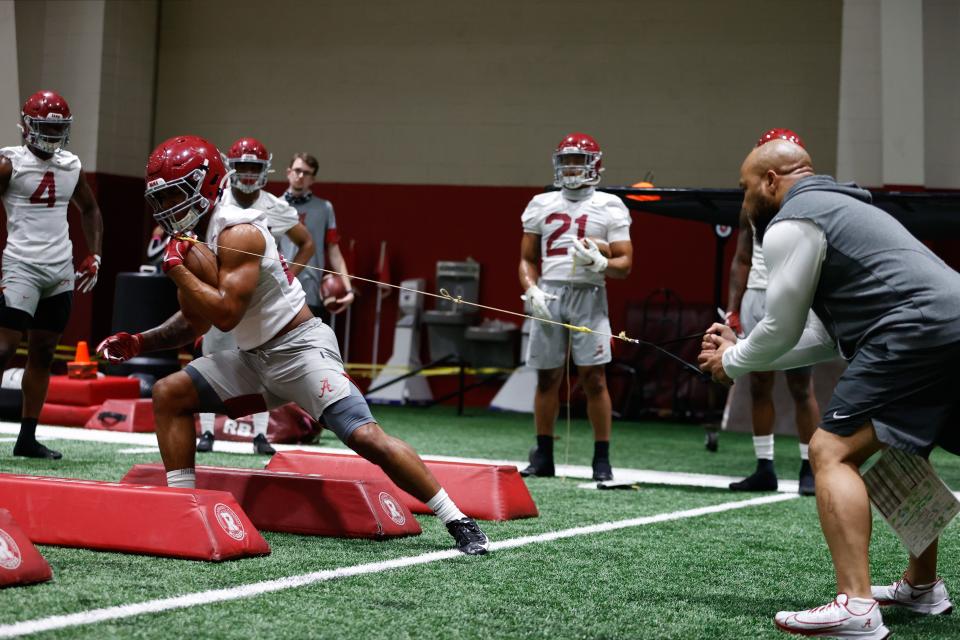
[178,235,710,380]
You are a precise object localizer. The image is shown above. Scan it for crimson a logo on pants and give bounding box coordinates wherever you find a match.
[214,503,246,541]
[378,492,406,526]
[0,528,22,570]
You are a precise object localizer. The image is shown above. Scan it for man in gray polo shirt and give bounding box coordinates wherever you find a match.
[280,153,354,319]
[700,140,960,639]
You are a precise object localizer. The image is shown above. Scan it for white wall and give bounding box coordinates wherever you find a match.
[154,0,842,187]
[0,0,21,148]
[924,0,960,189]
[14,0,157,177]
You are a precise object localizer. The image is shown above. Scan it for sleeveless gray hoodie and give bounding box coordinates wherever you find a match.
[768,175,960,359]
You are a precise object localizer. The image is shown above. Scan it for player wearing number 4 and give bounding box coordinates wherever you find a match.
[519,133,632,482]
[97,136,489,555]
[0,90,103,460]
[699,139,960,638]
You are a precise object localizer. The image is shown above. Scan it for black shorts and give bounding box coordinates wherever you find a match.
[0,291,73,334]
[820,340,960,456]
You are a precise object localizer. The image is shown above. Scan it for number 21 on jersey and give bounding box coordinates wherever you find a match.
[545,212,587,256]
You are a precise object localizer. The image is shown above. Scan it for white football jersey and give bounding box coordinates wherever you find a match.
[221,188,299,244]
[521,188,631,285]
[0,145,80,265]
[746,227,769,290]
[205,202,306,350]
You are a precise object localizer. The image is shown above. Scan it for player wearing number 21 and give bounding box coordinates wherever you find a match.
[0,90,103,460]
[518,133,632,481]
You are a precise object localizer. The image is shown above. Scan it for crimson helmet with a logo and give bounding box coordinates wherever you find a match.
[553,132,603,189]
[145,136,229,235]
[20,90,73,154]
[226,137,272,194]
[756,128,805,148]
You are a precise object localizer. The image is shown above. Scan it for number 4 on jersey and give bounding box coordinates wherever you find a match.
[29,171,56,208]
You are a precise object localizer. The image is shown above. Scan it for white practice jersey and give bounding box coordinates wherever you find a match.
[522,189,631,285]
[0,145,80,265]
[221,189,299,245]
[746,227,769,290]
[205,202,306,350]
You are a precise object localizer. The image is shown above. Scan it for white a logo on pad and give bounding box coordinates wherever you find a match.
[0,528,22,570]
[214,503,246,541]
[379,492,406,526]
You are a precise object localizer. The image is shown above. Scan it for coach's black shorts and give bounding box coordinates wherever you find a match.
[820,340,960,456]
[0,291,73,334]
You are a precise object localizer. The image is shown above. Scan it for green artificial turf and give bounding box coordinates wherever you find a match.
[0,407,957,639]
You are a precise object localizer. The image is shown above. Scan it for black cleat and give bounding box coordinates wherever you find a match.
[252,434,276,456]
[798,460,815,496]
[729,460,778,492]
[592,457,613,482]
[705,430,719,453]
[446,517,489,555]
[13,440,62,460]
[519,446,555,478]
[196,431,215,453]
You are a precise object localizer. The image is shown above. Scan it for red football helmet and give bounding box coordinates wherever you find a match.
[756,128,805,148]
[144,136,228,235]
[553,132,603,189]
[226,137,272,193]
[20,90,72,154]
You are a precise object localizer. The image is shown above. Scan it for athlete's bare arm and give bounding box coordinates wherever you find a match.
[167,224,263,332]
[139,312,197,352]
[0,157,11,196]
[726,207,753,314]
[519,232,541,291]
[70,171,103,255]
[283,222,315,276]
[605,240,633,279]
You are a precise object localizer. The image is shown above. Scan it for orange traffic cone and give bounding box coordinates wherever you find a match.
[67,340,97,379]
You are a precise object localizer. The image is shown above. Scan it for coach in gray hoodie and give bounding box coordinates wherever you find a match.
[699,140,960,639]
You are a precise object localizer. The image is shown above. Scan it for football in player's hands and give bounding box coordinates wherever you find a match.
[321,274,352,313]
[183,241,219,286]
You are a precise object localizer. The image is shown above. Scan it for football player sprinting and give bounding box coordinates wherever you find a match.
[97,136,489,554]
[0,90,103,459]
[194,137,316,456]
[518,133,633,481]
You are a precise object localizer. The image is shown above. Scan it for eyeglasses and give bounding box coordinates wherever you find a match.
[290,168,316,177]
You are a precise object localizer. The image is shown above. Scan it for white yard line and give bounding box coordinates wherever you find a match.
[0,493,798,638]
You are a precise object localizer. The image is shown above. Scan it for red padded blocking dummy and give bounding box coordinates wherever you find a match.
[0,509,52,588]
[122,464,421,539]
[38,403,99,427]
[45,376,140,406]
[0,473,270,561]
[268,451,539,521]
[85,399,155,432]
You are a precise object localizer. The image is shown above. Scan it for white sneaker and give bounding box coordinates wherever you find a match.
[775,594,890,639]
[872,576,953,615]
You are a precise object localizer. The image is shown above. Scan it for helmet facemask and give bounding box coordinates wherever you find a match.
[552,149,602,189]
[20,114,72,154]
[227,154,271,194]
[146,165,216,235]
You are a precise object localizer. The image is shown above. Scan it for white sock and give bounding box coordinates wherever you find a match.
[199,412,215,433]
[166,468,196,489]
[799,443,810,460]
[425,488,466,524]
[253,412,269,437]
[846,596,877,615]
[753,435,774,460]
